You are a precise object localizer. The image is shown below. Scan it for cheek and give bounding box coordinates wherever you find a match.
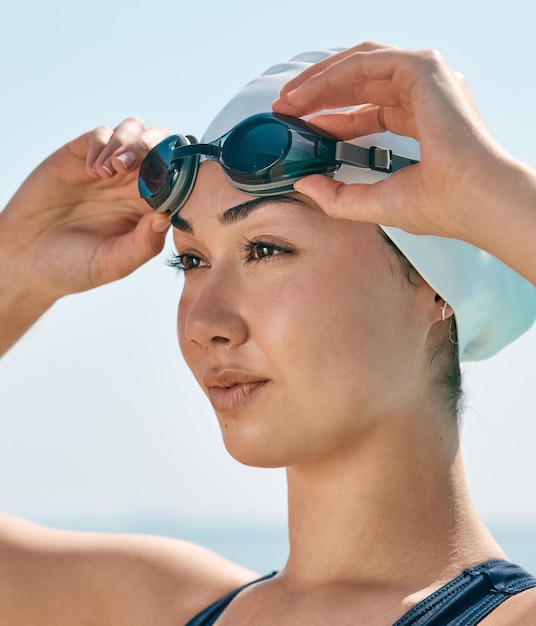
[176,293,194,369]
[258,266,368,390]
[273,263,407,415]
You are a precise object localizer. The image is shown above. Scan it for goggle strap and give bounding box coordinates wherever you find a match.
[389,152,420,173]
[335,142,370,169]
[336,141,418,174]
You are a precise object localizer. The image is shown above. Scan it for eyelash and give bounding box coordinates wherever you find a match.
[240,238,293,263]
[166,251,204,273]
[166,239,292,273]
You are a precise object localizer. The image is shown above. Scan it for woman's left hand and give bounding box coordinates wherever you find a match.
[272,43,536,285]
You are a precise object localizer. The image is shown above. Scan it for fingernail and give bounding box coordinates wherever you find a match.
[116,152,136,169]
[102,163,114,176]
[284,88,299,101]
[274,92,292,105]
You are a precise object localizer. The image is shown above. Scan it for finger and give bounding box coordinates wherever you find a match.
[109,126,170,174]
[86,126,114,177]
[278,42,394,99]
[307,107,385,139]
[274,48,412,117]
[274,78,401,119]
[294,167,431,236]
[95,211,170,283]
[454,71,482,119]
[92,117,147,177]
[308,105,413,141]
[293,175,385,224]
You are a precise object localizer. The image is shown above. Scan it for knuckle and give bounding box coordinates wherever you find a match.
[420,48,446,68]
[149,125,170,136]
[143,126,172,148]
[123,116,146,129]
[454,70,468,85]
[357,40,380,51]
[404,48,448,78]
[112,117,146,135]
[92,125,113,138]
[352,40,389,53]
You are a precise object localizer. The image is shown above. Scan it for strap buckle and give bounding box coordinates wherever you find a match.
[369,146,393,173]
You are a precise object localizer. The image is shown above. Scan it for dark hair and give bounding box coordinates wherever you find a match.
[377,227,463,418]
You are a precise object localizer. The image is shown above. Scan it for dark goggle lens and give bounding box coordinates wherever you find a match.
[138,136,177,197]
[222,118,289,174]
[221,115,337,189]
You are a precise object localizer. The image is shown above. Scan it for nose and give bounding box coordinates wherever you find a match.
[180,271,249,349]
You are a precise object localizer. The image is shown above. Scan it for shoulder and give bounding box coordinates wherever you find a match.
[0,512,257,626]
[480,587,536,625]
[102,531,259,625]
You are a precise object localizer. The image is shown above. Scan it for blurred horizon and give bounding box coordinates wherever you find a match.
[16,514,536,576]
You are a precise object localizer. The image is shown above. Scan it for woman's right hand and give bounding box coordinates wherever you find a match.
[0,117,171,300]
[0,117,171,355]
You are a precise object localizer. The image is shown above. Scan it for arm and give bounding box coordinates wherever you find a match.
[0,117,172,356]
[0,122,258,623]
[273,43,536,285]
[0,512,256,626]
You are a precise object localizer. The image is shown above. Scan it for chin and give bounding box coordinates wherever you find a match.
[216,419,291,469]
[222,436,286,469]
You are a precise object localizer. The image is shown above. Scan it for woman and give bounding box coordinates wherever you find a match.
[0,43,535,625]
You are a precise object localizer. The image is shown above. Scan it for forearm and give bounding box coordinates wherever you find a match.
[0,267,56,357]
[455,151,536,285]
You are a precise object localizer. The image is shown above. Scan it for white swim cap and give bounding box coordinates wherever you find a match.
[202,50,536,361]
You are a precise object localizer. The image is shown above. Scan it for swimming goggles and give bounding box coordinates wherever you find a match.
[138,112,418,222]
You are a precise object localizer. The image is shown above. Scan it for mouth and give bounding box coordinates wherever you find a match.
[207,380,267,414]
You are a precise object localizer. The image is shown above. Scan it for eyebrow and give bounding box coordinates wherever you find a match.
[171,214,194,233]
[172,195,311,233]
[221,195,310,224]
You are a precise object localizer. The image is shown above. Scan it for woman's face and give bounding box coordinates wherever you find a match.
[173,163,433,468]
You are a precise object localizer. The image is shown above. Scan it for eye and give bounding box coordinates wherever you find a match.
[242,239,293,263]
[166,251,209,272]
[179,254,207,271]
[251,243,281,259]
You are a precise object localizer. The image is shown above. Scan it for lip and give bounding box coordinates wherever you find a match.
[208,381,266,414]
[203,369,268,414]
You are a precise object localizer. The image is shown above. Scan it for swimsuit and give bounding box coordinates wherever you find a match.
[392,560,536,625]
[184,560,536,625]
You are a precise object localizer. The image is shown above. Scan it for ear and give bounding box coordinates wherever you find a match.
[433,293,454,323]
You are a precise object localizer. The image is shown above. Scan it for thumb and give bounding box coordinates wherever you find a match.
[293,175,383,224]
[98,212,171,283]
[126,211,171,268]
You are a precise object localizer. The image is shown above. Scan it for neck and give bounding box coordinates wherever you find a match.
[283,411,502,590]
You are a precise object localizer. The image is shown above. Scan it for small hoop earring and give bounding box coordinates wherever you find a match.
[448,317,458,345]
[441,301,448,322]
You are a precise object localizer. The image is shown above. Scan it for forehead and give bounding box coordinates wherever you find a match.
[189,161,248,205]
[173,161,324,235]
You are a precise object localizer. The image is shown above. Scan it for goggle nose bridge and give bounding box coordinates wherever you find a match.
[170,140,220,164]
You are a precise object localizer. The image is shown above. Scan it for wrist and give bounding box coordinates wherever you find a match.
[0,252,57,356]
[454,147,536,282]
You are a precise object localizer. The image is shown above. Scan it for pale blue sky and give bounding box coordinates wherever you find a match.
[0,0,534,531]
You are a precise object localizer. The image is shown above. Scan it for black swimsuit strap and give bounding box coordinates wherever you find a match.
[184,571,277,626]
[393,559,536,626]
[184,560,536,626]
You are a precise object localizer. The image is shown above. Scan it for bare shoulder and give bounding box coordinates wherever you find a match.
[0,511,257,626]
[480,587,536,625]
[101,529,259,625]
